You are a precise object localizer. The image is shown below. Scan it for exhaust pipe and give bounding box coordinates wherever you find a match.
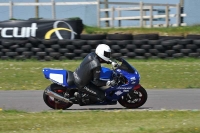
[45,88,73,104]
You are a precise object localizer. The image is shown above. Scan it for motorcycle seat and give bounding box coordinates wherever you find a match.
[67,71,75,86]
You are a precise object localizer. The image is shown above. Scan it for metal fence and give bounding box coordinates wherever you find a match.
[0,0,186,28]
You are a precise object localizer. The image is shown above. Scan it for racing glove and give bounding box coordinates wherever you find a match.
[111,62,118,67]
[106,80,116,87]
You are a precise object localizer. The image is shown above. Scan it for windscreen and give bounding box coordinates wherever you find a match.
[117,58,135,73]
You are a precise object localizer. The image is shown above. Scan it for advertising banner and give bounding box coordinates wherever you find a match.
[0,19,83,40]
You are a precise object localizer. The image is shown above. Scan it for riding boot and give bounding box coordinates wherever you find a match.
[74,92,84,106]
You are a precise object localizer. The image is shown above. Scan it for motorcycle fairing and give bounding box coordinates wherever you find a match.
[100,67,112,80]
[43,68,69,87]
[105,68,140,101]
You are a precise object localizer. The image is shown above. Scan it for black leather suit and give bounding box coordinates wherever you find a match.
[73,52,107,101]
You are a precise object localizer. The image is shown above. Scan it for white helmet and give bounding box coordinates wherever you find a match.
[95,44,111,62]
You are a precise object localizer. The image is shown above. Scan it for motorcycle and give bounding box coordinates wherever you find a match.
[42,58,148,109]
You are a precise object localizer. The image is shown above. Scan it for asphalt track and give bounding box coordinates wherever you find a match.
[0,89,200,112]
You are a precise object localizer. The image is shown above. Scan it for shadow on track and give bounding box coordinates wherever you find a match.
[50,107,152,111]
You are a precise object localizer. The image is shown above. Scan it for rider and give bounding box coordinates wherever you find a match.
[73,44,116,105]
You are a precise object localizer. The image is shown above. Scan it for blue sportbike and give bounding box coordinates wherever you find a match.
[43,58,147,109]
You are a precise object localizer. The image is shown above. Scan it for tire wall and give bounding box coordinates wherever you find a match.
[0,34,200,60]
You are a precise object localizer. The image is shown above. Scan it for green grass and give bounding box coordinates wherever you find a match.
[83,25,200,36]
[0,57,199,133]
[0,110,200,133]
[0,58,199,90]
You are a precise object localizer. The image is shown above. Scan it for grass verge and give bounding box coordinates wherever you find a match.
[0,58,199,90]
[0,110,200,133]
[83,25,200,36]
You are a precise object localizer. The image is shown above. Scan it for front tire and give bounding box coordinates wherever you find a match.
[118,86,147,109]
[43,84,73,110]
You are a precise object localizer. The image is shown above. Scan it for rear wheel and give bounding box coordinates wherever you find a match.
[118,86,147,109]
[43,84,73,110]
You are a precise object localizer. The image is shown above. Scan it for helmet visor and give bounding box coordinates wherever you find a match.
[104,51,111,58]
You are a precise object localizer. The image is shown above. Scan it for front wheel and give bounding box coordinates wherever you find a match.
[118,86,147,109]
[43,84,73,110]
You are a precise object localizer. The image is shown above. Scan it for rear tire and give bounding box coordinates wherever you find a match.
[118,86,147,109]
[43,84,73,110]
